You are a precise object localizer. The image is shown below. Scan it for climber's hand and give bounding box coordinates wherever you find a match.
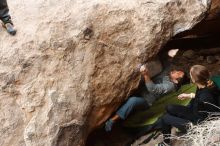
[178,93,191,100]
[140,64,149,76]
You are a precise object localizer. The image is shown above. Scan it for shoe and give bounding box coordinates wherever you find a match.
[175,128,186,136]
[155,141,171,146]
[105,119,114,132]
[3,23,16,35]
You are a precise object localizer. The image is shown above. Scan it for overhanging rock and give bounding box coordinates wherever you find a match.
[0,0,211,146]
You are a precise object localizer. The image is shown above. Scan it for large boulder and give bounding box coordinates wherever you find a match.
[173,0,220,38]
[0,0,210,146]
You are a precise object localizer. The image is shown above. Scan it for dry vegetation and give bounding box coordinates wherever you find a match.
[171,113,220,146]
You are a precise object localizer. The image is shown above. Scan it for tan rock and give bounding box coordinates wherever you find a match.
[0,0,210,145]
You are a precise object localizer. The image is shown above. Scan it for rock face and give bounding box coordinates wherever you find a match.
[0,0,210,146]
[174,0,220,38]
[206,0,220,20]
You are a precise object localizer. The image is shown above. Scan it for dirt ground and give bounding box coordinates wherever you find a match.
[86,48,220,146]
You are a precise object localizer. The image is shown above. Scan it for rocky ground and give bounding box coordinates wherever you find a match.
[168,47,220,76]
[86,47,220,146]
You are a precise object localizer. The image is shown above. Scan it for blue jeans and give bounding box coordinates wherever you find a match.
[116,96,149,120]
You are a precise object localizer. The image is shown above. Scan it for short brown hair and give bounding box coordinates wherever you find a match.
[176,71,189,87]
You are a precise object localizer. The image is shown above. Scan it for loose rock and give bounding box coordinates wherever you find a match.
[207,56,218,64]
[182,50,196,59]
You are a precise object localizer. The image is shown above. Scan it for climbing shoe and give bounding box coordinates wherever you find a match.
[3,23,16,36]
[105,119,114,132]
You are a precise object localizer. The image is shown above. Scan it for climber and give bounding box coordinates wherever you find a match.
[154,65,220,146]
[132,65,219,146]
[0,0,16,35]
[105,64,189,132]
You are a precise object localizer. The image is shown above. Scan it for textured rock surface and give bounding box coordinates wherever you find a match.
[0,0,210,146]
[206,0,220,20]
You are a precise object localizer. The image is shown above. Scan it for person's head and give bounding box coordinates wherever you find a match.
[169,70,189,87]
[190,65,213,87]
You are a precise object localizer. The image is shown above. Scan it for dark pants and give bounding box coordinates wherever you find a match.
[0,0,11,24]
[116,96,149,120]
[160,105,199,144]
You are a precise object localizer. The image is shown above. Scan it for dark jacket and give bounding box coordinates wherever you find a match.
[189,85,219,121]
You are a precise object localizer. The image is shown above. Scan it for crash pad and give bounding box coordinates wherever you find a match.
[123,83,197,128]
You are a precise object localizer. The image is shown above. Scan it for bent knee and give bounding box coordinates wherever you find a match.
[166,105,176,113]
[127,97,139,104]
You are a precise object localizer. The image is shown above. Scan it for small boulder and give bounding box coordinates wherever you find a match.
[198,56,204,61]
[207,56,218,64]
[215,55,220,61]
[182,50,196,59]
